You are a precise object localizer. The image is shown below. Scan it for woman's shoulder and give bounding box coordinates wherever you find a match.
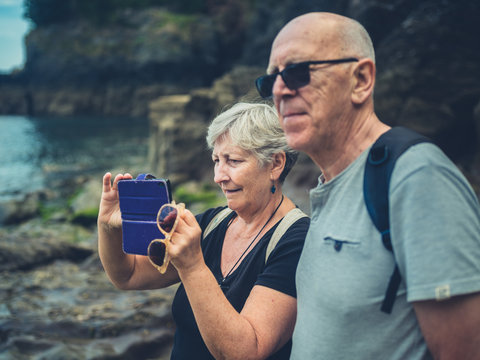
[280,208,310,233]
[195,206,232,231]
[268,209,310,251]
[279,214,310,242]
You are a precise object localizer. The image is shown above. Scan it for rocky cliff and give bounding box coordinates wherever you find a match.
[1,7,221,117]
[3,0,478,184]
[1,0,479,205]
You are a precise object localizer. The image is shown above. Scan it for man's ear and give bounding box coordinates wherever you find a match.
[271,152,286,181]
[351,59,375,105]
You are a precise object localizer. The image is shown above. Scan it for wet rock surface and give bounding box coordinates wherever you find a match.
[0,213,177,360]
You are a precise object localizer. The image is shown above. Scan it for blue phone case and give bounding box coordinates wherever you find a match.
[118,174,172,255]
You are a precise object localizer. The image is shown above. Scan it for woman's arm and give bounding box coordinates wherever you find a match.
[97,172,180,290]
[170,209,297,360]
[183,269,296,360]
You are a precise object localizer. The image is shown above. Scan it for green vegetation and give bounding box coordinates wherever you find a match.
[160,11,199,31]
[174,183,225,213]
[23,0,208,27]
[38,202,62,221]
[70,207,99,226]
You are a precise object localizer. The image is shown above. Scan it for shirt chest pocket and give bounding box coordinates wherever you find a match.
[320,228,384,267]
[323,236,360,252]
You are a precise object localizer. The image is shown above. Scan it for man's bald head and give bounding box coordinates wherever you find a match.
[269,12,375,72]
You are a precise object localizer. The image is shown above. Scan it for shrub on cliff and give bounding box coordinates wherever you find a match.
[24,0,208,27]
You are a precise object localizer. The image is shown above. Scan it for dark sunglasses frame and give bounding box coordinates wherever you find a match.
[255,57,359,99]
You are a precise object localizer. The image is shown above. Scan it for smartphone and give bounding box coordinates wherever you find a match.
[118,174,172,255]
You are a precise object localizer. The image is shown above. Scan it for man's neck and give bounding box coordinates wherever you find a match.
[311,113,390,182]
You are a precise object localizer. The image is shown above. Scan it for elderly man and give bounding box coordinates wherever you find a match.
[255,12,480,360]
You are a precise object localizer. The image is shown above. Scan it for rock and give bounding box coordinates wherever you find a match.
[0,218,177,359]
[0,220,94,271]
[148,94,206,183]
[0,190,51,225]
[0,7,221,117]
[148,65,265,184]
[70,178,102,226]
[0,255,176,359]
[372,0,480,168]
[0,83,31,115]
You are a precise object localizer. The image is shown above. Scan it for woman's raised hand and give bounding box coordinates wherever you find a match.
[98,172,132,229]
[168,209,205,274]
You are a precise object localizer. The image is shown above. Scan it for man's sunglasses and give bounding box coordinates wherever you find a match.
[147,201,184,273]
[255,58,359,99]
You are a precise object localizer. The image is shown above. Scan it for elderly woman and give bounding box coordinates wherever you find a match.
[98,102,309,360]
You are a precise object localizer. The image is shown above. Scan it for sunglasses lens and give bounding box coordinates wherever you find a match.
[157,205,178,233]
[255,62,311,99]
[148,240,166,266]
[255,75,276,99]
[283,63,310,90]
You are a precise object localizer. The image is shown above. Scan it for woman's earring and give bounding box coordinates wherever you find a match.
[271,182,276,194]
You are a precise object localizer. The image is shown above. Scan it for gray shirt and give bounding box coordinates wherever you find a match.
[291,143,480,360]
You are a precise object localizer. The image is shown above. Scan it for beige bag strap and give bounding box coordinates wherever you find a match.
[203,207,233,240]
[265,207,308,263]
[203,206,308,264]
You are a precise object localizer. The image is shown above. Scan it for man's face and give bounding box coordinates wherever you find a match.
[268,20,354,156]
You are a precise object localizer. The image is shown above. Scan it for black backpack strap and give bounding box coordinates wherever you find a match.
[364,126,431,313]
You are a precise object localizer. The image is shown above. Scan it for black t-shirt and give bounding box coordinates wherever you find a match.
[170,206,309,360]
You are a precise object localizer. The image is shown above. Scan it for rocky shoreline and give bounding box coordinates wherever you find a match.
[1,239,176,359]
[0,169,179,359]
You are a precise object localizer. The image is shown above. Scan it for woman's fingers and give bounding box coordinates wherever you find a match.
[156,207,205,272]
[112,174,124,191]
[182,209,197,225]
[102,172,112,192]
[170,209,202,251]
[105,173,133,191]
[174,209,200,239]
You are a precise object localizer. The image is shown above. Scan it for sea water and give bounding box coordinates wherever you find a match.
[0,115,149,201]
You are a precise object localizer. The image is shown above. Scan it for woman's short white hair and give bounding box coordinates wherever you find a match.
[206,102,298,183]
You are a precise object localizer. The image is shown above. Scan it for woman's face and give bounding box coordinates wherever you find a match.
[212,135,271,215]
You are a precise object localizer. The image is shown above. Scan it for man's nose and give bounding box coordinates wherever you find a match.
[272,73,295,99]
